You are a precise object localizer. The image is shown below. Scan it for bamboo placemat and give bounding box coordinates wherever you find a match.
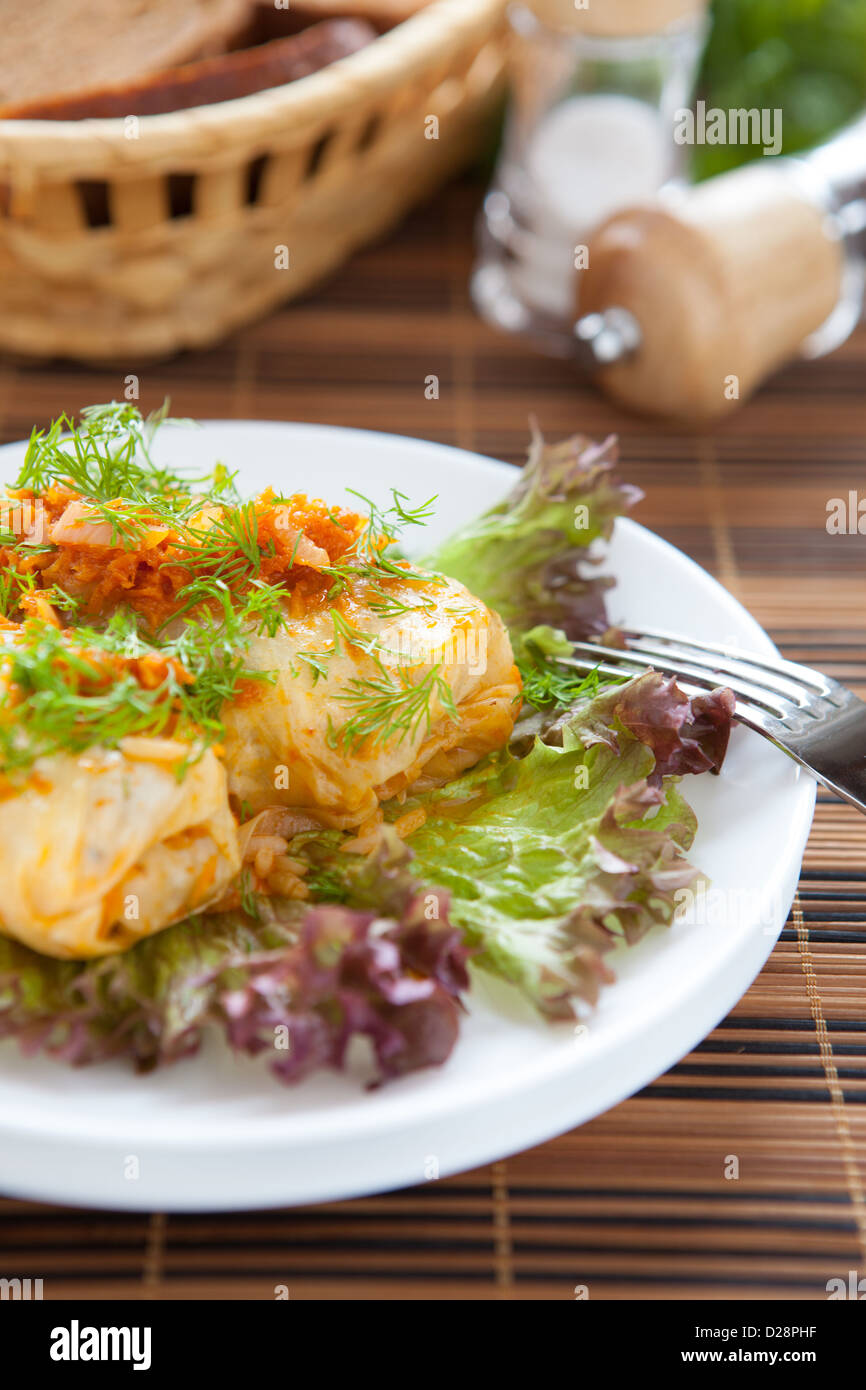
[0,180,864,1301]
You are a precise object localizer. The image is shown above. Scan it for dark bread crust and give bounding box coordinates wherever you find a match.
[0,19,377,120]
[242,0,431,26]
[0,0,252,107]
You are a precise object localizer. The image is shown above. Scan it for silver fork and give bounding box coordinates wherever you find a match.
[557,629,866,815]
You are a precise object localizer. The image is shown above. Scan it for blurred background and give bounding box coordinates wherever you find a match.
[2,0,866,404]
[696,0,866,178]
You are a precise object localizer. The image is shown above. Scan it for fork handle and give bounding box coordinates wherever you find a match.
[793,758,866,817]
[780,702,866,816]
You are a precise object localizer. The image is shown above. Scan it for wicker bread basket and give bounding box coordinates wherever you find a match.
[0,0,507,362]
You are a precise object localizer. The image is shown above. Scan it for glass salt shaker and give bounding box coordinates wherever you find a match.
[472,0,710,354]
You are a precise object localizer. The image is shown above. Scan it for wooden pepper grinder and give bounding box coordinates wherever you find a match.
[577,141,861,419]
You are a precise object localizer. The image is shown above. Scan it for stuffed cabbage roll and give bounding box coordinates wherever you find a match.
[0,738,239,959]
[221,568,522,830]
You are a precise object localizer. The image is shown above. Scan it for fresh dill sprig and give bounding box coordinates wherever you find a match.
[0,565,36,618]
[320,487,441,610]
[516,625,629,712]
[0,566,83,623]
[366,584,439,619]
[43,587,83,617]
[291,609,385,685]
[241,581,288,639]
[15,402,185,502]
[0,588,277,777]
[304,864,351,904]
[293,651,330,684]
[330,609,382,662]
[346,488,437,560]
[239,867,263,921]
[330,663,458,754]
[0,623,185,775]
[177,500,265,575]
[12,404,252,561]
[168,590,277,732]
[518,653,626,711]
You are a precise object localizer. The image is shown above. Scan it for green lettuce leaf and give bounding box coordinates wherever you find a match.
[396,714,699,1018]
[424,427,641,652]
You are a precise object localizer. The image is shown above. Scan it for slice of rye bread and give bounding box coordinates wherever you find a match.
[0,19,377,119]
[0,0,252,108]
[235,1,433,42]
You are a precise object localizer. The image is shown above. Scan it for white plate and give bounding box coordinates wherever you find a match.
[0,422,815,1211]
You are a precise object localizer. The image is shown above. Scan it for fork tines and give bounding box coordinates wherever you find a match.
[556,628,844,723]
[553,628,866,816]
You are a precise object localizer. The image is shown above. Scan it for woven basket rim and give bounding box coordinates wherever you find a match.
[0,0,506,171]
